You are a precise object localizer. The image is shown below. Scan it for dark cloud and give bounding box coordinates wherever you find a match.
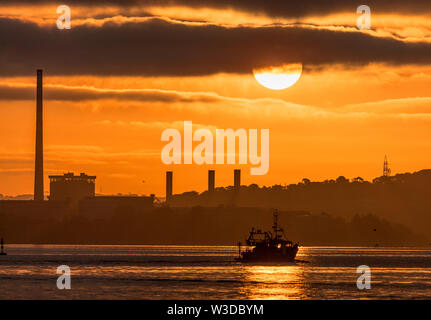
[0,84,221,103]
[2,0,431,17]
[1,18,431,77]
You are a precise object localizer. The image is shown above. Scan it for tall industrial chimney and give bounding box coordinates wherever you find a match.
[166,171,173,202]
[34,69,44,201]
[208,170,215,193]
[234,169,241,190]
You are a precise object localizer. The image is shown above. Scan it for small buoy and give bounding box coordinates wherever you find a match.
[0,238,7,256]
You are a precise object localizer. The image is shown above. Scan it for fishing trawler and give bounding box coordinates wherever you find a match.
[236,210,298,262]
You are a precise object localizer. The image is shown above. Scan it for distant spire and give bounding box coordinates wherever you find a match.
[383,155,391,177]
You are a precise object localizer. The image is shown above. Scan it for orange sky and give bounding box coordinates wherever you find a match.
[1,3,431,197]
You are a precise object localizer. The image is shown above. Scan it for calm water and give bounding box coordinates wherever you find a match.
[1,245,431,299]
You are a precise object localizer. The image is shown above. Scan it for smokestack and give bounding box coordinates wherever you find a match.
[208,170,215,193]
[166,171,173,202]
[34,69,44,201]
[234,169,241,190]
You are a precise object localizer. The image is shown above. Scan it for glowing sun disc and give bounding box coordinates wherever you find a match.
[253,63,302,90]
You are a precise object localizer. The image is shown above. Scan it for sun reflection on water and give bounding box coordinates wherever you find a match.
[238,264,308,299]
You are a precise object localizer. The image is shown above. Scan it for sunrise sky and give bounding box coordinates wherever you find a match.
[1,0,431,197]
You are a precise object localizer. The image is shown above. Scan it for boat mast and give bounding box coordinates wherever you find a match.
[273,210,279,239]
[272,209,284,240]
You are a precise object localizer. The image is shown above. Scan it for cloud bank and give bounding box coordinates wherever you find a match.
[2,0,431,17]
[2,18,431,77]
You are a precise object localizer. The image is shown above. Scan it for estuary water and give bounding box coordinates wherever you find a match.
[0,245,431,299]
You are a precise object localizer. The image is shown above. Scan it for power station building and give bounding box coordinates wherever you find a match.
[0,70,155,221]
[49,172,96,202]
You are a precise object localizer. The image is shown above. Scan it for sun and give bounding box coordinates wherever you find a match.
[253,63,302,90]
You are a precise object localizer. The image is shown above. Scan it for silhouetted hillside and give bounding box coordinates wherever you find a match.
[0,207,423,245]
[169,170,431,236]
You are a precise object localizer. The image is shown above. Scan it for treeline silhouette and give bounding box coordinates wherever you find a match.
[0,206,423,245]
[170,169,431,237]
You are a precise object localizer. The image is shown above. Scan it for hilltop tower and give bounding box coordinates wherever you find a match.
[383,155,391,177]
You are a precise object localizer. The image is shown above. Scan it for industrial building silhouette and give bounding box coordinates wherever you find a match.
[0,70,157,219]
[49,172,96,202]
[0,69,244,220]
[34,69,44,201]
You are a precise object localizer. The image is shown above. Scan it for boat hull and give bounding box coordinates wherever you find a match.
[236,245,298,262]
